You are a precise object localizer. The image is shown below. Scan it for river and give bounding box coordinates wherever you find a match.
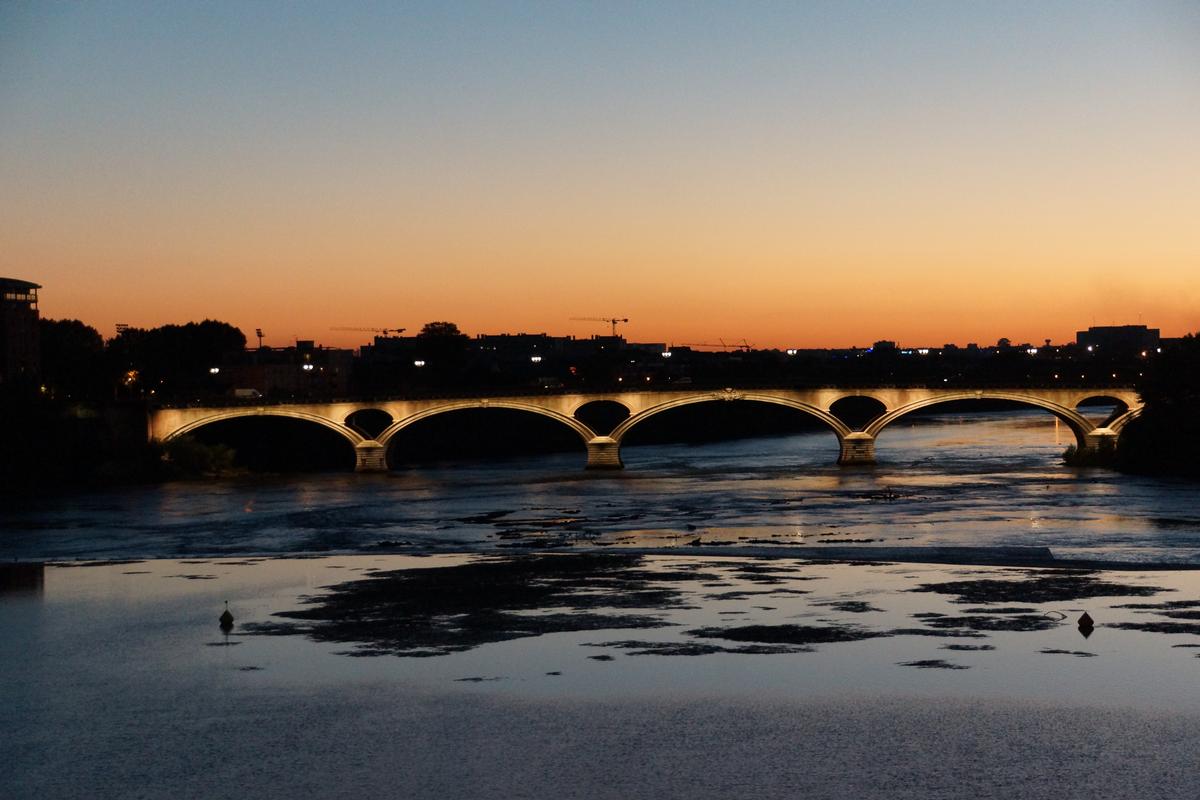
[5,408,1200,799]
[3,408,1198,563]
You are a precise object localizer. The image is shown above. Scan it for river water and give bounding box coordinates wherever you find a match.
[3,408,1198,563]
[5,408,1200,799]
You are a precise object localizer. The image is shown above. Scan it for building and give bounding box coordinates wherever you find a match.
[0,277,41,387]
[1076,325,1160,355]
[215,340,354,399]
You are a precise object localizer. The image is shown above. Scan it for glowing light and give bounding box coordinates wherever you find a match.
[662,351,672,358]
[530,355,542,363]
[302,363,314,371]
[786,349,798,356]
[209,367,220,374]
[413,360,426,367]
[1026,348,1038,355]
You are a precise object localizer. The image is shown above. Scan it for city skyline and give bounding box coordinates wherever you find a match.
[3,2,1199,349]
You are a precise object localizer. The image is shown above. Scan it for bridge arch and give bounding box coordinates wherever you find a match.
[864,392,1094,446]
[1108,406,1143,434]
[162,408,365,447]
[610,392,852,445]
[829,395,888,431]
[376,400,597,449]
[573,400,631,437]
[345,408,394,439]
[1073,394,1132,430]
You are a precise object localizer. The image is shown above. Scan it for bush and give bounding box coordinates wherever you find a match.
[1062,443,1115,467]
[162,436,238,477]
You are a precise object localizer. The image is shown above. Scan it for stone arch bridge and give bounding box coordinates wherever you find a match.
[149,387,1142,472]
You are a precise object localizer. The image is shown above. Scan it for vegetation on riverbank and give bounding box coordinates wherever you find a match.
[160,436,240,477]
[1062,442,1115,468]
[1113,334,1200,479]
[0,396,243,495]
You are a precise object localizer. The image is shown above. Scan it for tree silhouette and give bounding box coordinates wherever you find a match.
[418,321,465,338]
[39,318,105,399]
[1117,333,1200,478]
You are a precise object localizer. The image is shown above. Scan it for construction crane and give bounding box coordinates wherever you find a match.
[680,339,755,352]
[330,326,407,337]
[570,316,629,336]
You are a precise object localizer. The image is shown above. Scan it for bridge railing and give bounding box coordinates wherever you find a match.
[149,381,1138,410]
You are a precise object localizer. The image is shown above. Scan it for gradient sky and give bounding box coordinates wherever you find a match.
[2,1,1198,349]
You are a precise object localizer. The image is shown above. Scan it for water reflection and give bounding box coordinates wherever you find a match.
[0,563,44,596]
[1,409,1198,563]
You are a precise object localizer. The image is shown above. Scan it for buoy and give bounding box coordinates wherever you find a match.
[219,601,234,630]
[1077,611,1094,638]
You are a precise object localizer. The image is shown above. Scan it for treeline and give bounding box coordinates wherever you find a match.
[38,318,245,401]
[1115,333,1200,479]
[2,319,246,493]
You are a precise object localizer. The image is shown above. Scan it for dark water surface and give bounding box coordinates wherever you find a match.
[4,554,1200,799]
[5,411,1200,799]
[3,410,1198,563]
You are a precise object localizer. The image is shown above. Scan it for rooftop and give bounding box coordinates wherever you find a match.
[0,277,41,291]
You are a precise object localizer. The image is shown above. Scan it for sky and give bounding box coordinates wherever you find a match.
[2,1,1199,350]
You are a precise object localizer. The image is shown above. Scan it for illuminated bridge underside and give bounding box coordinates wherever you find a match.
[149,387,1142,472]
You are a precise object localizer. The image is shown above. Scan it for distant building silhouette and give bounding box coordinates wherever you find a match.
[215,339,353,399]
[0,277,41,387]
[1076,325,1160,355]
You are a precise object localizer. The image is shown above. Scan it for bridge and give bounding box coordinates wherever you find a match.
[148,386,1143,472]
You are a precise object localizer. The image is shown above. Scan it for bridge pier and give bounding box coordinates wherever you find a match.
[355,440,388,472]
[838,432,877,465]
[1081,428,1119,456]
[586,436,623,470]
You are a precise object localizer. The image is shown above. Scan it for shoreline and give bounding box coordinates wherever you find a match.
[11,543,1200,571]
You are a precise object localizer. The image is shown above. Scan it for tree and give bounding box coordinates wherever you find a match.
[40,318,106,399]
[414,321,469,387]
[1116,333,1200,479]
[418,321,465,338]
[107,320,246,400]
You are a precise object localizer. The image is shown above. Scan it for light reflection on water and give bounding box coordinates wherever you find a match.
[1,409,1198,563]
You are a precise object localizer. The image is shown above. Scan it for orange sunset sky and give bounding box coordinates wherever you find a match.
[2,2,1198,350]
